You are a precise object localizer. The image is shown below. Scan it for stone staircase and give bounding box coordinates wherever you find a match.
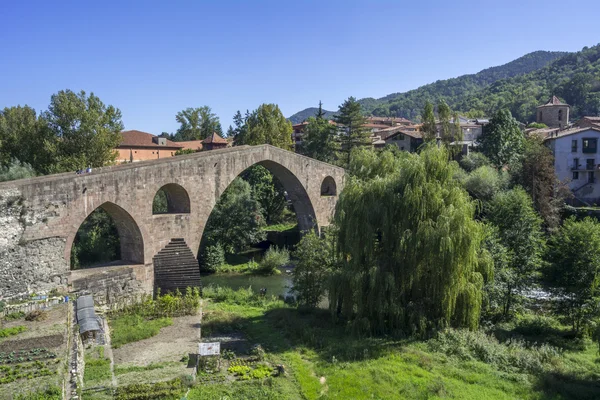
[153,238,202,294]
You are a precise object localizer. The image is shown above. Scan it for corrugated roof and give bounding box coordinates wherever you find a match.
[118,130,183,149]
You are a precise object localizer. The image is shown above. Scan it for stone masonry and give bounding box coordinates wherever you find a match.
[0,145,345,301]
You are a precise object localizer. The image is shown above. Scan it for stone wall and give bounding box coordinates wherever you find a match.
[0,188,69,300]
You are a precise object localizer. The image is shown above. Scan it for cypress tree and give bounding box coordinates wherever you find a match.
[334,97,368,167]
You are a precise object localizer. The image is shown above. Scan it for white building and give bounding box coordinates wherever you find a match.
[545,126,600,204]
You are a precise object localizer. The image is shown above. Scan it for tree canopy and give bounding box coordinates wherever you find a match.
[334,97,369,166]
[174,106,222,141]
[478,109,524,168]
[331,146,490,335]
[234,104,292,150]
[301,110,338,163]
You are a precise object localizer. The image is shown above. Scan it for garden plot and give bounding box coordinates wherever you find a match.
[0,303,69,399]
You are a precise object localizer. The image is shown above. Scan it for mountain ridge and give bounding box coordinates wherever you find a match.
[288,50,570,124]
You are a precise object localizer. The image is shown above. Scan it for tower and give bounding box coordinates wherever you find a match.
[536,96,569,129]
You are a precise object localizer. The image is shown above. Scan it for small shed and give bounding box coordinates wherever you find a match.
[76,295,100,340]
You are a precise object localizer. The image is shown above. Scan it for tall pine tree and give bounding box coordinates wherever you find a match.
[334,97,368,167]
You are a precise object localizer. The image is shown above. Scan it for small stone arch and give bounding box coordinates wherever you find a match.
[68,202,145,268]
[320,176,337,196]
[153,183,191,214]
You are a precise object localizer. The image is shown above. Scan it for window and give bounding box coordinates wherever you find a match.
[539,111,542,120]
[589,172,595,184]
[572,139,577,152]
[573,158,579,169]
[558,109,563,121]
[587,159,595,170]
[573,171,579,180]
[582,138,598,154]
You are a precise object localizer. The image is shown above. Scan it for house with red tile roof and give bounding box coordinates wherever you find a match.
[116,130,183,163]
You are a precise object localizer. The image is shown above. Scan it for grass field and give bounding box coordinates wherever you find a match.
[195,287,600,400]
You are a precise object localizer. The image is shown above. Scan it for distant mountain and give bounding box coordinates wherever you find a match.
[288,108,337,125]
[288,50,573,124]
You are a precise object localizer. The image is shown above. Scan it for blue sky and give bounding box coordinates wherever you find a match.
[1,0,598,134]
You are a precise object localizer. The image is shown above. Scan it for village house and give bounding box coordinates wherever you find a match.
[116,130,183,163]
[529,96,600,204]
[372,126,423,152]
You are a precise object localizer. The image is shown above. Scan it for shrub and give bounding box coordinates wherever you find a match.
[0,159,36,182]
[257,247,289,275]
[115,378,184,400]
[201,285,282,308]
[112,287,200,319]
[201,243,225,273]
[14,386,62,400]
[428,328,562,374]
[462,165,509,202]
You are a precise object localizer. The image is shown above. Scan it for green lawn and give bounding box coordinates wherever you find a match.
[195,288,600,400]
[261,222,298,232]
[83,346,111,387]
[109,314,172,348]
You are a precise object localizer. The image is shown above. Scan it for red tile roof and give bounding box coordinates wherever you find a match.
[118,130,183,149]
[202,132,228,144]
[538,96,568,107]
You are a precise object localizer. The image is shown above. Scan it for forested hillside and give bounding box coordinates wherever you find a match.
[289,47,600,124]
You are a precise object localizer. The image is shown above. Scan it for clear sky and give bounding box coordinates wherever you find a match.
[1,0,599,134]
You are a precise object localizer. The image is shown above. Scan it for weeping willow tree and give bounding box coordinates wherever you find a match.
[331,145,492,336]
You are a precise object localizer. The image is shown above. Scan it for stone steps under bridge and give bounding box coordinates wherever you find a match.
[153,238,202,294]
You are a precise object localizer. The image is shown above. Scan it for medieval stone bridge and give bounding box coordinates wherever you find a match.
[0,145,345,302]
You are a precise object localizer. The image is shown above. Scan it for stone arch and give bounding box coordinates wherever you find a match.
[153,183,191,214]
[67,202,145,268]
[255,160,318,232]
[320,176,337,196]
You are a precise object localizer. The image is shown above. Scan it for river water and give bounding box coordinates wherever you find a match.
[201,270,294,298]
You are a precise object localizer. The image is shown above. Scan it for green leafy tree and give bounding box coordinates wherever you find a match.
[43,90,124,172]
[478,109,525,168]
[334,97,368,166]
[331,145,490,335]
[174,106,222,141]
[544,217,600,335]
[486,187,545,318]
[301,115,338,163]
[202,178,266,254]
[292,230,336,309]
[459,152,491,172]
[460,165,509,204]
[235,104,292,150]
[421,101,437,142]
[0,106,55,173]
[512,137,570,229]
[240,165,287,224]
[438,100,452,144]
[0,159,37,182]
[479,110,525,168]
[200,243,225,273]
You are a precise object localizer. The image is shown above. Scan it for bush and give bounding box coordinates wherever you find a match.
[201,285,282,308]
[428,328,562,374]
[459,152,490,172]
[14,386,62,400]
[0,159,36,182]
[115,378,184,400]
[257,247,289,275]
[112,287,200,319]
[201,243,225,273]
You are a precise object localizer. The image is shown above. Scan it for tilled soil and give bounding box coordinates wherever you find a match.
[0,333,64,352]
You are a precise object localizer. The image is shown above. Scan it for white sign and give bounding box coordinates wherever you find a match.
[199,342,220,356]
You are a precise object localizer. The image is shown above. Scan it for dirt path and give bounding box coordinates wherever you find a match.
[113,314,200,367]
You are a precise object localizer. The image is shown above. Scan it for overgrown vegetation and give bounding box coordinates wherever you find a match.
[83,346,111,385]
[257,247,289,275]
